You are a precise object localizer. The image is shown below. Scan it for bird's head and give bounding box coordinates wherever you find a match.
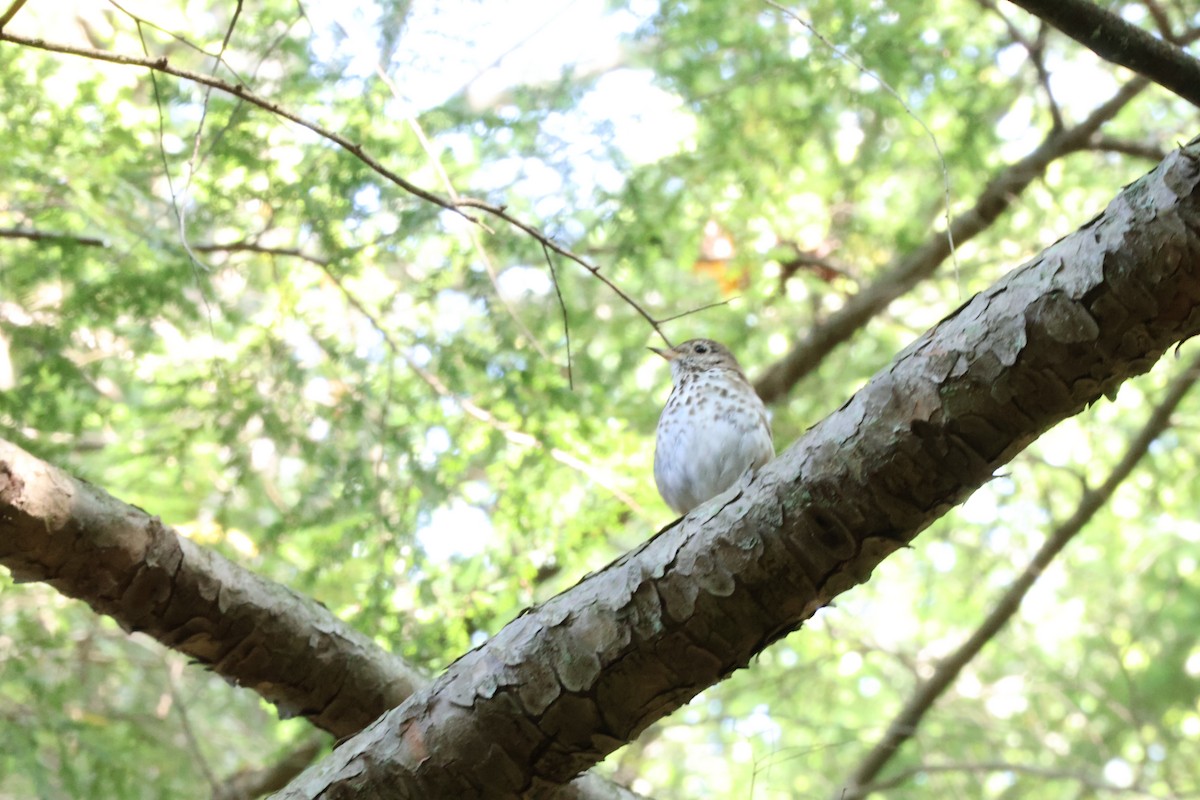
[649,338,745,381]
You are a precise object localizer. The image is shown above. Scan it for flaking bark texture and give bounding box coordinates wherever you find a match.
[276,140,1200,799]
[0,442,424,738]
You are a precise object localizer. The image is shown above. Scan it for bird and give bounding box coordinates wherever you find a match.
[651,338,774,515]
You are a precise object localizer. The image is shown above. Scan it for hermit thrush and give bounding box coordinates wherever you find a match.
[651,339,774,515]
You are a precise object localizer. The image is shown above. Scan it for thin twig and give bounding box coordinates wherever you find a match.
[192,239,330,265]
[0,0,28,30]
[339,17,558,366]
[855,760,1146,796]
[0,29,670,346]
[457,199,670,344]
[540,241,573,389]
[105,0,248,83]
[0,31,470,217]
[655,297,735,325]
[317,262,648,516]
[165,656,221,794]
[0,228,108,247]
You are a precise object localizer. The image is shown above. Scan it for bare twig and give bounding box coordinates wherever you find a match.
[105,0,249,83]
[457,198,671,343]
[191,239,330,265]
[977,0,1063,130]
[1087,135,1170,162]
[165,655,221,794]
[655,297,735,325]
[837,350,1200,799]
[540,241,573,390]
[0,228,108,247]
[0,29,670,346]
[325,14,560,368]
[316,262,649,516]
[1004,0,1200,109]
[0,0,28,30]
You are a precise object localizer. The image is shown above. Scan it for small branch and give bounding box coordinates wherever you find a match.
[978,0,1063,129]
[343,23,558,367]
[837,350,1200,798]
[1004,0,1200,109]
[212,736,325,800]
[753,76,1149,403]
[0,0,28,30]
[1087,135,1170,162]
[191,239,330,266]
[166,655,220,794]
[0,32,467,217]
[0,227,108,247]
[655,297,735,325]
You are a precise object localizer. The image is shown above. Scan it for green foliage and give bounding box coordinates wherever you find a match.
[2,0,1199,797]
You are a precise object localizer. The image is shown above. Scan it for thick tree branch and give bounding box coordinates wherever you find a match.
[839,349,1200,798]
[0,443,426,736]
[1004,0,1200,109]
[754,78,1148,403]
[0,443,647,800]
[274,140,1200,797]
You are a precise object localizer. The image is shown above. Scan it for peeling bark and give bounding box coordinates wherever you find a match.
[276,140,1200,798]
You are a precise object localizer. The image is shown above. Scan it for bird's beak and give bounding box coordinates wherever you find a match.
[648,346,676,361]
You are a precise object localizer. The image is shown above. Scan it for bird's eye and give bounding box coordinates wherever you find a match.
[694,343,709,354]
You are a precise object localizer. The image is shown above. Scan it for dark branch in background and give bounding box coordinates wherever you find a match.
[0,30,672,346]
[1088,135,1170,162]
[838,350,1200,799]
[753,77,1148,404]
[191,240,330,266]
[0,227,108,247]
[1003,0,1200,109]
[977,0,1062,130]
[212,736,324,800]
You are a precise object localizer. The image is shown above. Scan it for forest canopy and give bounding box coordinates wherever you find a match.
[2,0,1200,798]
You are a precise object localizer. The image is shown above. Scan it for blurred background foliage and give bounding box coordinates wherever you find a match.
[2,0,1200,797]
